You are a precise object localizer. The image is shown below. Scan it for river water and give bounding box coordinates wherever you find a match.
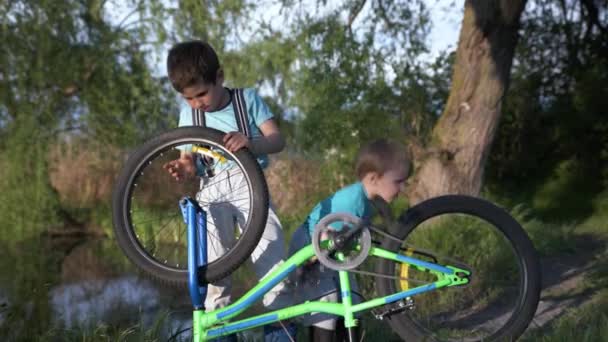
[0,234,268,340]
[1,236,193,340]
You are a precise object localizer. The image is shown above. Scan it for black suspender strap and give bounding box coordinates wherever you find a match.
[190,88,250,138]
[231,88,251,138]
[191,108,206,127]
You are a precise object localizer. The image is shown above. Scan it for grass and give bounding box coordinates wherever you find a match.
[577,189,608,237]
[508,204,579,256]
[522,290,608,342]
[38,310,190,342]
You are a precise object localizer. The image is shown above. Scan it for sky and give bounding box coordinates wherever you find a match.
[251,0,464,60]
[425,0,464,58]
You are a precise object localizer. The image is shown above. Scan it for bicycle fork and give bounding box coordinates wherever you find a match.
[180,197,209,341]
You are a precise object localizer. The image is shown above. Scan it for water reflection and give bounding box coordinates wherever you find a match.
[1,235,264,340]
[0,291,7,326]
[51,275,192,339]
[51,276,160,328]
[50,237,193,339]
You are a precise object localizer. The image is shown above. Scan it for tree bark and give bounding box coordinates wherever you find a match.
[407,0,528,205]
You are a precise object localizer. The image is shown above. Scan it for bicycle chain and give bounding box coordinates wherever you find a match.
[344,268,428,285]
[367,224,476,273]
[342,225,475,287]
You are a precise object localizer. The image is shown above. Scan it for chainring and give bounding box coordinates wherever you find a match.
[312,213,372,270]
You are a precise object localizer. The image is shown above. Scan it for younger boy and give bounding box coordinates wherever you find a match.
[289,139,410,342]
[163,40,294,340]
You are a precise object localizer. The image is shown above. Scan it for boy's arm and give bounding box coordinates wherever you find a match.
[250,119,285,155]
[223,119,285,154]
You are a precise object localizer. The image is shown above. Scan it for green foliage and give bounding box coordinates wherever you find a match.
[0,238,63,340]
[487,0,608,215]
[291,20,402,154]
[0,0,176,146]
[579,190,608,236]
[0,116,61,239]
[0,0,178,236]
[171,0,256,53]
[283,1,435,159]
[508,204,578,256]
[531,159,601,220]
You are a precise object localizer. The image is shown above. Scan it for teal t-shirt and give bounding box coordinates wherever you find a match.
[178,87,273,168]
[303,182,373,237]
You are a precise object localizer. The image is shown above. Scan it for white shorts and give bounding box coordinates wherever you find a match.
[197,168,292,311]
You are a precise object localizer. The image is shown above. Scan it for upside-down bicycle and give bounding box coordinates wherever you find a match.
[112,126,541,341]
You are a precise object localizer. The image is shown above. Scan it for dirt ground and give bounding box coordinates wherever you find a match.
[527,234,605,332]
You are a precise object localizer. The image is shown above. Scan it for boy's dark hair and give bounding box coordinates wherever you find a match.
[167,40,220,92]
[355,139,411,180]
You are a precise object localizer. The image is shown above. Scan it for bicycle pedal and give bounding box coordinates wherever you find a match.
[372,297,415,320]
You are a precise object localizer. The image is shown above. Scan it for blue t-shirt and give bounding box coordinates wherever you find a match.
[178,87,273,168]
[303,182,373,237]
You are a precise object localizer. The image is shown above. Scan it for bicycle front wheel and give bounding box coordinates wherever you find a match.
[375,195,540,341]
[112,126,269,285]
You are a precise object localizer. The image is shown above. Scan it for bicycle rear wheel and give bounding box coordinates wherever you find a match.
[375,195,540,341]
[112,126,269,285]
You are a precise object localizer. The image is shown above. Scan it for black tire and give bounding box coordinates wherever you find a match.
[375,195,541,341]
[112,126,269,285]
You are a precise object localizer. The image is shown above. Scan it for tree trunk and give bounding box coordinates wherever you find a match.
[407,0,528,205]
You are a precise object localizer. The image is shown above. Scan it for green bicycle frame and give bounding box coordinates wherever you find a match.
[182,198,470,341]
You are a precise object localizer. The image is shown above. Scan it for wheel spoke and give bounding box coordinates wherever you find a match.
[113,128,270,284]
[373,196,540,341]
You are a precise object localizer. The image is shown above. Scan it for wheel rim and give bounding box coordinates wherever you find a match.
[122,137,255,273]
[390,212,530,341]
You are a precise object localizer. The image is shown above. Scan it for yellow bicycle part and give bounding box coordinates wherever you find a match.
[192,146,227,163]
[399,248,415,290]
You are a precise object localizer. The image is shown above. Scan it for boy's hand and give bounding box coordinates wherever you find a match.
[163,154,196,181]
[223,132,250,152]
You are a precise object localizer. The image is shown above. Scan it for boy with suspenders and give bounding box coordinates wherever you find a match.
[163,41,295,341]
